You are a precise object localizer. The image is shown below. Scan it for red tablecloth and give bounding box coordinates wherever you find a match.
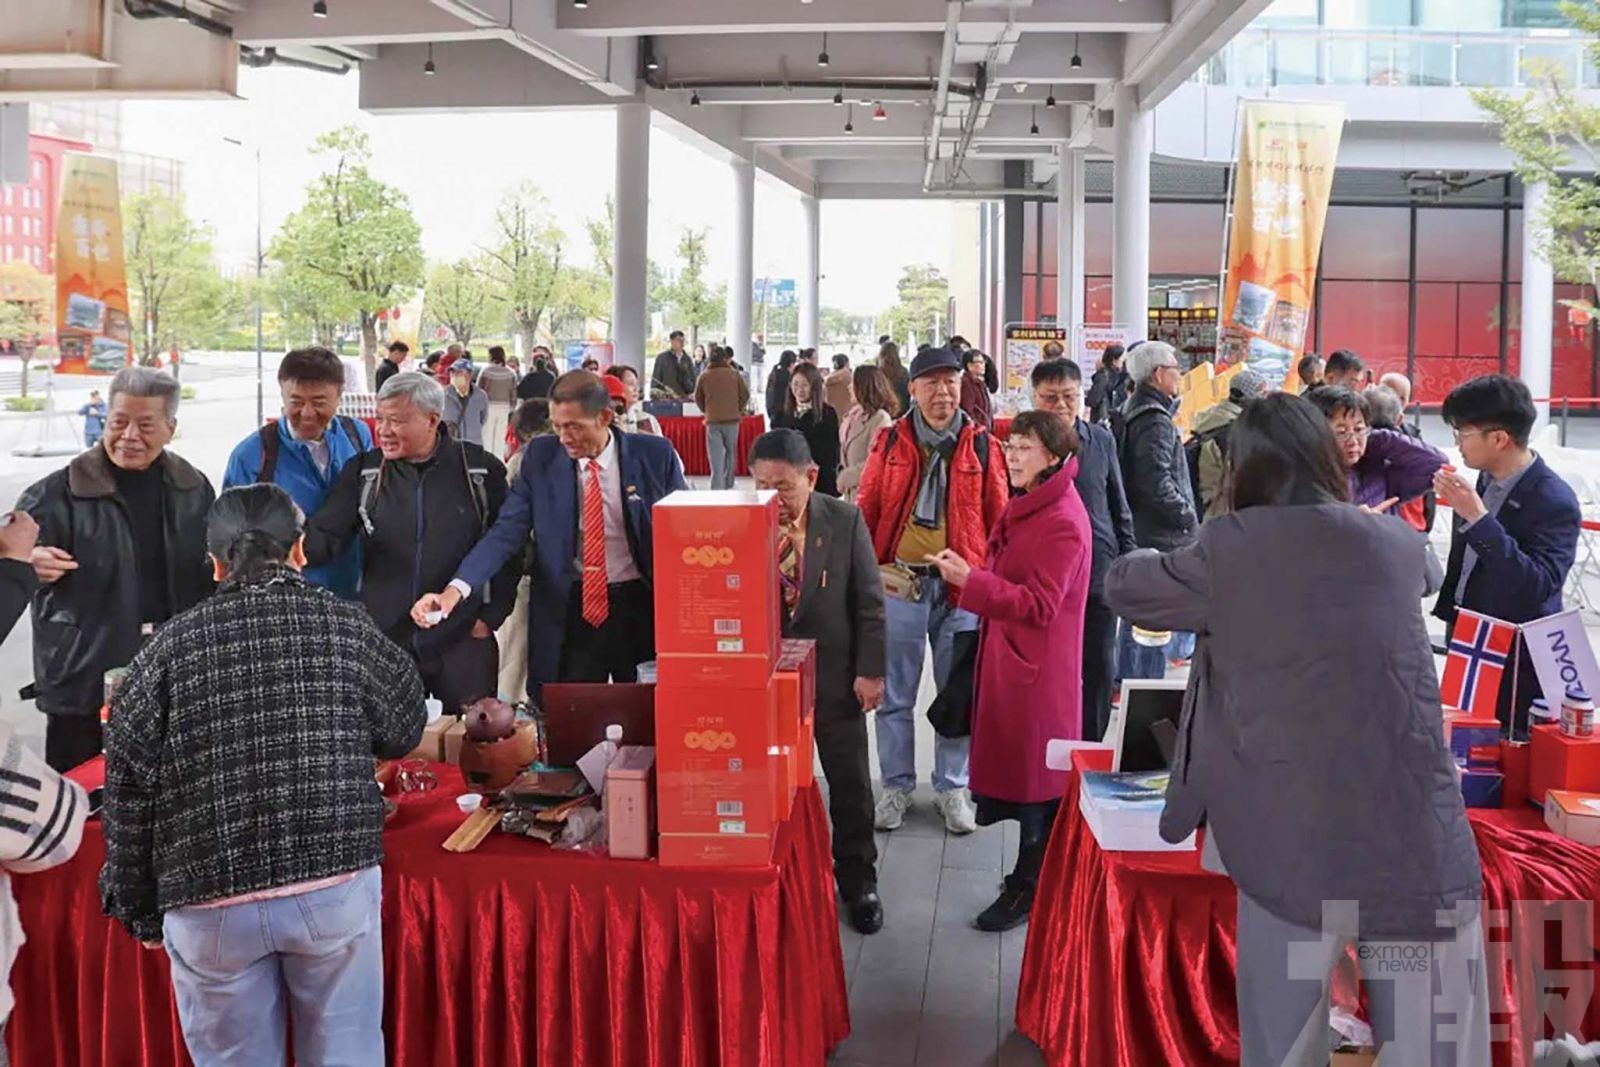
[1016,750,1600,1066]
[659,415,766,478]
[8,767,849,1066]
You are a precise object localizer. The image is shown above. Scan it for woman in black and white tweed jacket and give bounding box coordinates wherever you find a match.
[101,484,426,1067]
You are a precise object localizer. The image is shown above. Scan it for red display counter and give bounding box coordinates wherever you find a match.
[1016,750,1600,1067]
[659,414,766,478]
[8,765,849,1066]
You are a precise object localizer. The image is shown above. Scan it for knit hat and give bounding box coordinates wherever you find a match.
[1229,368,1270,401]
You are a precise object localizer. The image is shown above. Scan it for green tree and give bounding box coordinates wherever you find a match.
[550,198,616,337]
[880,264,949,349]
[424,257,502,346]
[0,261,53,396]
[270,126,424,383]
[268,259,355,348]
[1475,1,1600,309]
[123,190,231,369]
[820,306,871,348]
[482,181,565,353]
[658,228,722,349]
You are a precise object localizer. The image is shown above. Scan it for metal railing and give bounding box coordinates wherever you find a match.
[1192,27,1600,91]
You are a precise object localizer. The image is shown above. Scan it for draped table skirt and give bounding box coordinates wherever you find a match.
[659,415,766,478]
[7,767,849,1066]
[1015,749,1600,1067]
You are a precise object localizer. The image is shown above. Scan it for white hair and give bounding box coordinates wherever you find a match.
[1127,341,1180,384]
[109,366,180,420]
[1379,371,1412,404]
[377,371,446,415]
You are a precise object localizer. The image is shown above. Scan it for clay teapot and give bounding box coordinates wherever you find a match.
[463,698,516,743]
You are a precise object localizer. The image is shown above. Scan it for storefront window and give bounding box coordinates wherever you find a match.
[1320,279,1410,378]
[1416,208,1502,282]
[1323,206,1410,280]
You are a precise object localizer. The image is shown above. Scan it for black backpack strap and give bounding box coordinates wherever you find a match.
[458,443,490,531]
[256,424,279,484]
[336,415,364,455]
[357,452,384,536]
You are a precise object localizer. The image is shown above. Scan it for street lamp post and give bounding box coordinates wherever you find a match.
[223,137,264,426]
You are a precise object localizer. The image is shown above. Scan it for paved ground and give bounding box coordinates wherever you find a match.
[5,357,1600,1064]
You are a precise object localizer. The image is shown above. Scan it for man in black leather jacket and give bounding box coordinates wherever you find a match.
[19,367,216,770]
[1117,342,1197,554]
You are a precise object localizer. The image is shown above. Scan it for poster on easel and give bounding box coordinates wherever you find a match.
[1002,323,1068,409]
[1073,325,1136,374]
[1218,101,1343,387]
[54,154,130,375]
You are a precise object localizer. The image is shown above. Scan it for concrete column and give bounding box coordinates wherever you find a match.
[799,194,820,350]
[0,104,27,185]
[612,103,650,375]
[1112,85,1151,337]
[1520,180,1553,429]
[727,157,755,368]
[1057,145,1087,337]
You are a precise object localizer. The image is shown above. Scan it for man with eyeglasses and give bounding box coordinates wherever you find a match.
[1433,374,1579,736]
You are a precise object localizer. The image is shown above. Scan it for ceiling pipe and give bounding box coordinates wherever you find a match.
[922,1,963,192]
[645,75,975,98]
[122,0,234,38]
[239,45,351,75]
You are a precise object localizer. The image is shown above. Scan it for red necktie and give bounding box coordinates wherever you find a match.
[582,459,609,627]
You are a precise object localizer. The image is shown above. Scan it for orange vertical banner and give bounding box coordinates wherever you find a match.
[1219,101,1344,387]
[54,153,130,375]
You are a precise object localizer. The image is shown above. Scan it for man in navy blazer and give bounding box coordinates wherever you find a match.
[413,371,686,696]
[1433,375,1580,737]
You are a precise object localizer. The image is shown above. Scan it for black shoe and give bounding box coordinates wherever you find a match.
[973,877,1035,932]
[844,890,885,935]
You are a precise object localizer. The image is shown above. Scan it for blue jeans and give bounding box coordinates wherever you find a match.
[876,576,974,794]
[162,867,385,1067]
[1114,624,1195,686]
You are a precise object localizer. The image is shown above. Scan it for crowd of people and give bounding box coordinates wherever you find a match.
[0,324,1585,1063]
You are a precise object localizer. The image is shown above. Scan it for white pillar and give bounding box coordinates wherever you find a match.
[727,158,755,368]
[799,194,821,350]
[1112,85,1151,338]
[612,103,650,375]
[1520,180,1553,430]
[1056,146,1086,338]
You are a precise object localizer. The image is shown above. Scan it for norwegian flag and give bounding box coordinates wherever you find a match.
[1440,609,1518,718]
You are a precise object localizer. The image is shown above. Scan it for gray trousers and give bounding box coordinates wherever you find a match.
[706,420,740,489]
[1235,892,1490,1067]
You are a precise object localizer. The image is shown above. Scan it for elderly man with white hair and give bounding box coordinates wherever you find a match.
[19,366,216,769]
[304,372,519,713]
[1115,341,1200,680]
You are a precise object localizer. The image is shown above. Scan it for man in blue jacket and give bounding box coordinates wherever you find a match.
[1434,374,1580,737]
[412,370,686,697]
[223,346,371,598]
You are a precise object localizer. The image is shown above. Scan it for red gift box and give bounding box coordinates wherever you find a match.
[1528,724,1600,809]
[1499,740,1530,808]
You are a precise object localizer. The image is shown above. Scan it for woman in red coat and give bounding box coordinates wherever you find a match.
[928,410,1092,932]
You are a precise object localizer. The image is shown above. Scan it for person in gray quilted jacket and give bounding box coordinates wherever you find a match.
[1107,393,1488,1067]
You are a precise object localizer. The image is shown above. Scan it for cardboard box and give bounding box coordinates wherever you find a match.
[1500,740,1530,808]
[1446,714,1501,768]
[1544,790,1600,846]
[1529,724,1600,809]
[659,831,774,868]
[407,717,465,763]
[1460,769,1503,808]
[441,719,466,764]
[1329,1053,1377,1067]
[657,652,777,691]
[775,640,817,789]
[769,745,794,821]
[655,677,781,836]
[652,491,782,686]
[605,745,656,860]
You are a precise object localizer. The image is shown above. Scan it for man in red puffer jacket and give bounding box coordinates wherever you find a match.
[856,346,1008,838]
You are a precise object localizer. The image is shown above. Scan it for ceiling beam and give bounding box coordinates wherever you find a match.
[1125,0,1274,108]
[359,39,619,111]
[738,101,1076,143]
[645,86,818,197]
[233,0,481,46]
[650,31,944,84]
[557,0,1172,36]
[0,8,238,100]
[991,34,1121,84]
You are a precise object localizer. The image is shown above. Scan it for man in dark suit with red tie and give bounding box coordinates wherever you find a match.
[750,429,887,934]
[413,371,687,695]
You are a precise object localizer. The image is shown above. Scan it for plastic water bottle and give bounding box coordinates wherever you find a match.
[600,723,623,768]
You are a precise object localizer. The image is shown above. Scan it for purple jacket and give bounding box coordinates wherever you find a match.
[1348,428,1445,508]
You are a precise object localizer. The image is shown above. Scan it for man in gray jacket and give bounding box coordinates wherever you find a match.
[444,361,489,446]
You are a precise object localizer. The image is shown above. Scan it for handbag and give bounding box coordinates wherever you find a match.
[926,629,980,739]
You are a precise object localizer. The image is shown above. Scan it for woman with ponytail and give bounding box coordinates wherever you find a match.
[100,484,428,1067]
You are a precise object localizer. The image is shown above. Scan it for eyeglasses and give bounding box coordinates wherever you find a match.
[1332,426,1370,443]
[1452,426,1499,442]
[1002,439,1045,455]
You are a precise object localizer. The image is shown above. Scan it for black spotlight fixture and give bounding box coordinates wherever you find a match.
[832,88,843,106]
[689,89,701,107]
[845,103,854,133]
[1030,105,1039,136]
[1045,85,1056,108]
[817,33,829,68]
[1070,35,1083,69]
[574,0,588,8]
[644,38,659,72]
[311,0,327,15]
[424,43,436,75]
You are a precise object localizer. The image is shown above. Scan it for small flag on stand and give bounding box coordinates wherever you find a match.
[1441,609,1517,718]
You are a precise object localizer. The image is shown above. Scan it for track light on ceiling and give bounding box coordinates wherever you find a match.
[1045,85,1056,108]
[573,0,588,8]
[689,89,701,107]
[832,88,843,106]
[845,104,854,133]
[1030,105,1039,136]
[817,33,829,68]
[872,102,887,121]
[1070,35,1083,69]
[311,0,327,15]
[423,42,435,75]
[644,47,659,72]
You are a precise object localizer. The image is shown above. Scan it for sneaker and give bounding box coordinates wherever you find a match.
[874,787,913,831]
[934,787,978,835]
[973,876,1036,932]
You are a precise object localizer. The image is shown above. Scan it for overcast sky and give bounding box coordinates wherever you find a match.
[118,66,953,316]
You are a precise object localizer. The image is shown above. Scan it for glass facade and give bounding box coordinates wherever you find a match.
[1014,186,1598,405]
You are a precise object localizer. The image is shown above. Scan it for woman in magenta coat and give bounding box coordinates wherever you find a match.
[928,409,1092,932]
